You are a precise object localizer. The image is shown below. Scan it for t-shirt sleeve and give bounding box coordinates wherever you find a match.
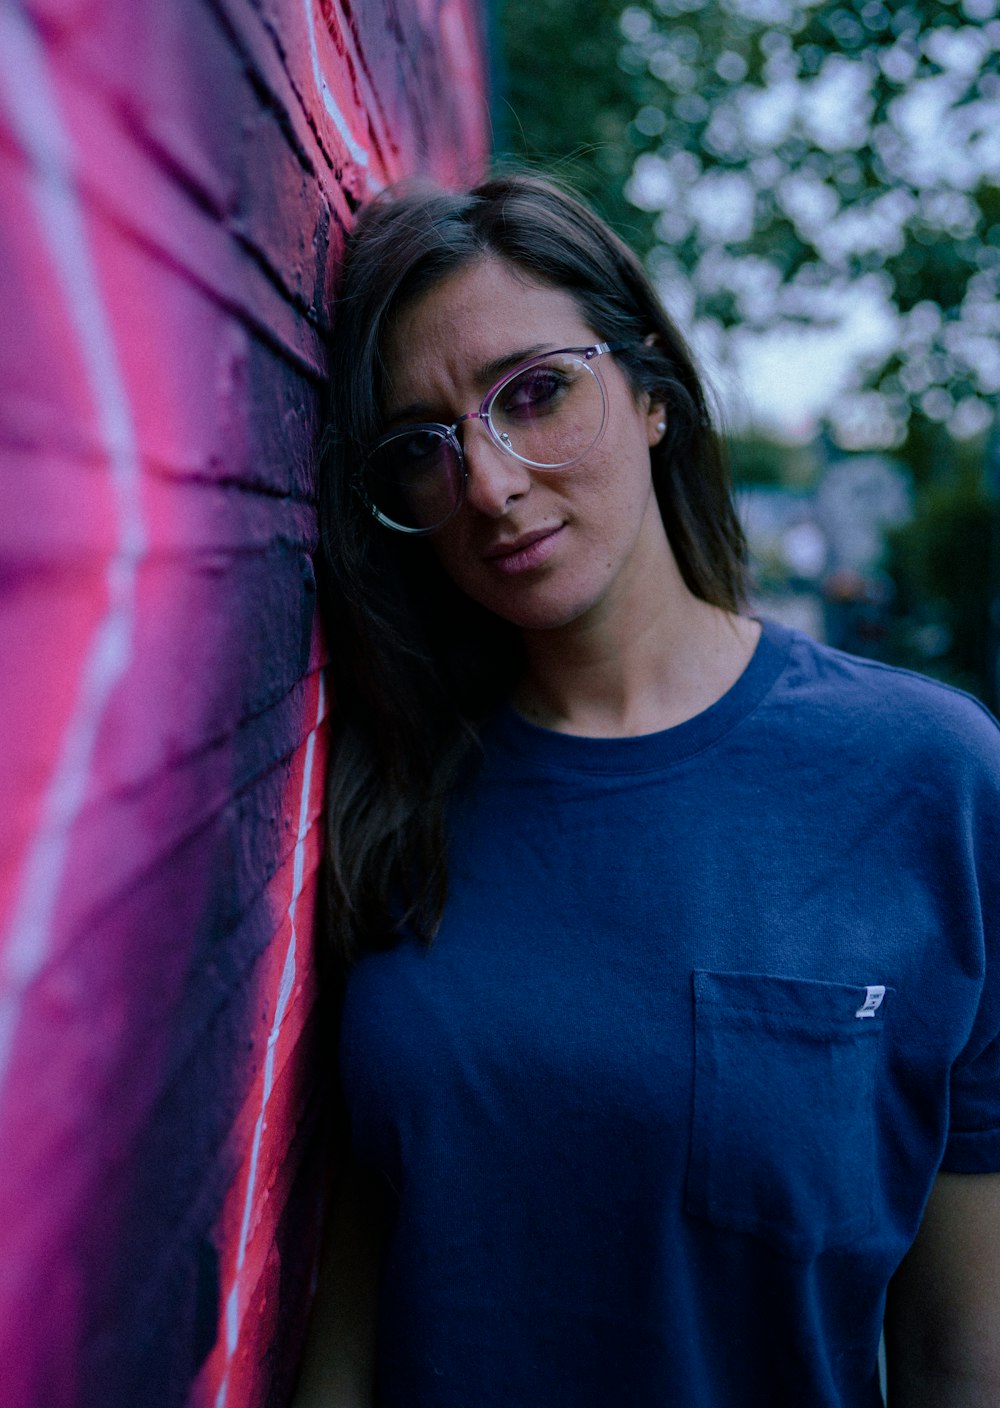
[942,1027,1000,1172]
[941,703,1000,1173]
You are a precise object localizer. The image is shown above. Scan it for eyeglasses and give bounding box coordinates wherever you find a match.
[358,343,625,535]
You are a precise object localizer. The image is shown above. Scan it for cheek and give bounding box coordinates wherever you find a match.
[575,443,655,533]
[427,527,479,596]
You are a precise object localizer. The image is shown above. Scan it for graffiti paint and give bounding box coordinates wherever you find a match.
[0,1,488,1405]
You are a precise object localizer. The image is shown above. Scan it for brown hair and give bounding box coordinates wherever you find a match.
[319,172,748,964]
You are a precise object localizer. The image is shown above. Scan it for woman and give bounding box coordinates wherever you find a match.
[295,174,1000,1407]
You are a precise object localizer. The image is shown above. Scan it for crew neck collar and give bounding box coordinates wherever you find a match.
[489,617,793,774]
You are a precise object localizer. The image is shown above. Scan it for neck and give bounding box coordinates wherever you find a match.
[512,554,760,739]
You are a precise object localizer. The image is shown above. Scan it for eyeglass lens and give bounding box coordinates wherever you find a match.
[362,351,606,534]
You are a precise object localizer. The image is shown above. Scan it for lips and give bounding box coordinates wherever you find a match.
[483,525,562,561]
[481,523,565,574]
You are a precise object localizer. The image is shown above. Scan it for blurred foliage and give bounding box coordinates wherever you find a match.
[499,0,1000,452]
[885,460,996,696]
[494,0,649,253]
[728,433,814,485]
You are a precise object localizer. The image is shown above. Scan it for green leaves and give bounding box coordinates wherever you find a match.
[499,0,1000,449]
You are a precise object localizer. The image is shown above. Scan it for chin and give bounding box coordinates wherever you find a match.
[481,588,600,634]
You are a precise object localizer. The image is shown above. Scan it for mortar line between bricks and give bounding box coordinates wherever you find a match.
[37,696,331,963]
[206,0,384,200]
[0,54,338,373]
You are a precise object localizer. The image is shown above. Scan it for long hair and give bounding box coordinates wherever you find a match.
[319,173,748,964]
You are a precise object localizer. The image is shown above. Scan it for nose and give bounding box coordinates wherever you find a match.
[461,420,533,518]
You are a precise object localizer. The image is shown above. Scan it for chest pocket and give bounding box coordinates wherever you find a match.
[685,970,890,1260]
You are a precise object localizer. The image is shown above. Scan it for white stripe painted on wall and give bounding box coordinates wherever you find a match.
[0,1,147,1085]
[304,0,369,168]
[215,671,328,1408]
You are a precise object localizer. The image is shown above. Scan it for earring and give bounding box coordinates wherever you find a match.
[656,420,666,433]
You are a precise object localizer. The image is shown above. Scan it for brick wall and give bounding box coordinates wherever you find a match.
[0,3,488,1405]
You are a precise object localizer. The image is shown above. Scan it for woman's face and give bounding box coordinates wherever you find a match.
[380,258,670,635]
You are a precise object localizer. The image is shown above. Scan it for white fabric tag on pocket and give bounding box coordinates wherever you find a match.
[855,985,886,1019]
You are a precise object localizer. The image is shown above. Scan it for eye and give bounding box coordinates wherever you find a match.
[497,365,570,420]
[389,430,448,478]
[399,430,441,462]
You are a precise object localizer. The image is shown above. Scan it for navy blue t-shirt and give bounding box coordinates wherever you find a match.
[339,620,1000,1407]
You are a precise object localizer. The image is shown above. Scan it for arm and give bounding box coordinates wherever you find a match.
[290,1159,384,1408]
[884,1171,1000,1408]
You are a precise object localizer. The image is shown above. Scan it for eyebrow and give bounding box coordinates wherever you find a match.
[478,343,552,385]
[384,343,554,425]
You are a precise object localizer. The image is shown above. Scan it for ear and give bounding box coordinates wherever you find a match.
[646,402,667,448]
[641,333,667,446]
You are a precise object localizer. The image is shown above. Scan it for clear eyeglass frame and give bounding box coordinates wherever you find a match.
[359,341,627,535]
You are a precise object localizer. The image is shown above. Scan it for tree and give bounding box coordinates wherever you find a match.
[499,0,1000,459]
[496,0,644,238]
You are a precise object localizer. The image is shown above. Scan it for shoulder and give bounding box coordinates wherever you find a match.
[762,619,1000,789]
[768,619,1000,741]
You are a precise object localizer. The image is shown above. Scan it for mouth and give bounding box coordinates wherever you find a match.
[482,524,565,574]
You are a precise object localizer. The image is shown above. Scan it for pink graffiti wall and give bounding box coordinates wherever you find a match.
[0,2,489,1405]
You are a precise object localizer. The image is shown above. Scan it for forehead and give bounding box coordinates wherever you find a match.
[382,257,597,401]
